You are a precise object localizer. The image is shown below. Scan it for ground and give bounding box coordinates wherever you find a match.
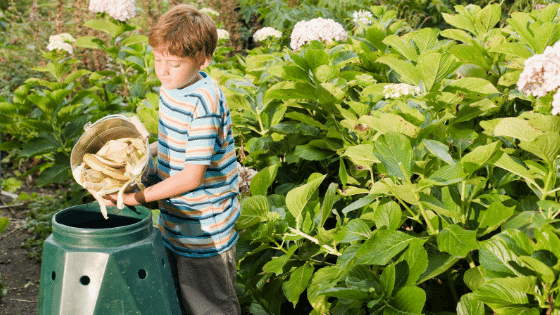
[0,196,41,315]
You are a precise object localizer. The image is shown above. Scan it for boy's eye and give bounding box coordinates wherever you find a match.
[171,63,181,68]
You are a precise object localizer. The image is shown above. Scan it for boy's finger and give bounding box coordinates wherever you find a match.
[131,116,150,139]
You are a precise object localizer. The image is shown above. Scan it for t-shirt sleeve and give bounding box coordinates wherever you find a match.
[184,98,220,165]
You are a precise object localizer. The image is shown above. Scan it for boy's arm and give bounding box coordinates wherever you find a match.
[102,163,207,207]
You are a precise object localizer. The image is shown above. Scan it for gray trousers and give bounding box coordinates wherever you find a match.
[165,247,241,315]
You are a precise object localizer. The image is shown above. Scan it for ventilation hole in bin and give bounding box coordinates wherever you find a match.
[80,276,90,285]
[51,272,56,281]
[162,258,165,267]
[138,269,147,280]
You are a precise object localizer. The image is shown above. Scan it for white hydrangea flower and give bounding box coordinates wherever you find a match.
[217,29,230,41]
[517,41,560,98]
[383,83,421,99]
[89,0,136,22]
[49,33,75,44]
[47,41,73,54]
[352,10,373,25]
[200,8,219,16]
[290,17,348,51]
[253,27,282,42]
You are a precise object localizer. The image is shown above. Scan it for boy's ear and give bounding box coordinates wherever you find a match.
[199,56,211,70]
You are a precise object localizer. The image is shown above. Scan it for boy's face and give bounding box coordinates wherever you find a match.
[153,50,210,90]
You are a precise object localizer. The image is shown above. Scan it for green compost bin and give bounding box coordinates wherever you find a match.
[37,203,181,315]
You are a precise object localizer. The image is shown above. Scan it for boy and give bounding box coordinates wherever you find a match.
[99,4,241,314]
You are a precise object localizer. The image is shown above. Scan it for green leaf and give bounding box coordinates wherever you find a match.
[417,52,465,93]
[313,65,338,83]
[385,286,426,315]
[294,144,334,161]
[519,132,560,164]
[264,81,317,103]
[372,113,421,138]
[423,139,455,165]
[0,217,9,234]
[236,196,268,230]
[84,19,135,38]
[267,65,310,82]
[373,200,401,230]
[64,69,91,84]
[74,35,106,49]
[383,35,418,61]
[443,77,499,97]
[479,230,534,278]
[344,144,379,167]
[250,164,279,196]
[442,12,476,35]
[518,256,556,284]
[478,202,515,236]
[285,174,326,226]
[305,49,329,69]
[374,132,413,180]
[120,34,148,46]
[426,163,467,186]
[463,266,487,291]
[418,251,460,283]
[472,281,530,310]
[282,264,314,308]
[308,267,344,313]
[355,230,420,265]
[493,152,538,188]
[320,183,338,227]
[316,287,369,301]
[262,245,297,276]
[449,44,490,69]
[461,141,501,173]
[396,240,428,286]
[489,43,533,59]
[21,135,59,157]
[494,117,544,142]
[333,219,372,243]
[457,294,485,315]
[28,94,55,118]
[317,82,345,106]
[380,263,396,299]
[437,224,479,258]
[36,163,70,186]
[376,57,421,85]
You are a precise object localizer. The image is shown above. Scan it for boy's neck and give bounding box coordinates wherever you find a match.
[175,72,203,90]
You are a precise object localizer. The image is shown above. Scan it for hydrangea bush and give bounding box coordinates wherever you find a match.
[289,17,347,51]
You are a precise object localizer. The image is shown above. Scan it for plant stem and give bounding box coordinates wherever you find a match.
[417,200,437,236]
[287,227,341,256]
[466,252,476,269]
[446,269,459,304]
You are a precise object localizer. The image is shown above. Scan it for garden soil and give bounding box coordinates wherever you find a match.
[0,197,40,315]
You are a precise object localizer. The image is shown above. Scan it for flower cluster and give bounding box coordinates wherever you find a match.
[200,8,219,16]
[89,0,136,22]
[517,41,560,114]
[290,17,347,51]
[47,33,75,54]
[217,29,230,41]
[253,27,282,42]
[383,83,421,99]
[352,10,373,25]
[237,163,258,195]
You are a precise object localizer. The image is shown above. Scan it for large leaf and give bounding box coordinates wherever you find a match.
[493,152,538,188]
[262,245,298,276]
[236,196,268,229]
[418,250,460,283]
[374,132,413,180]
[443,77,499,97]
[417,52,463,92]
[372,200,402,231]
[479,230,534,278]
[423,139,455,165]
[320,183,338,227]
[457,294,485,315]
[343,144,379,167]
[385,286,426,315]
[84,19,135,38]
[285,174,326,226]
[267,65,310,82]
[282,264,314,308]
[437,224,479,258]
[376,57,421,85]
[37,163,70,186]
[461,141,501,173]
[472,281,531,310]
[333,219,372,243]
[494,117,544,142]
[395,240,429,286]
[250,164,279,196]
[355,230,420,266]
[519,132,560,164]
[478,202,515,236]
[382,35,418,61]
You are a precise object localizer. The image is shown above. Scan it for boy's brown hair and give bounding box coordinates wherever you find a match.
[148,4,217,59]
